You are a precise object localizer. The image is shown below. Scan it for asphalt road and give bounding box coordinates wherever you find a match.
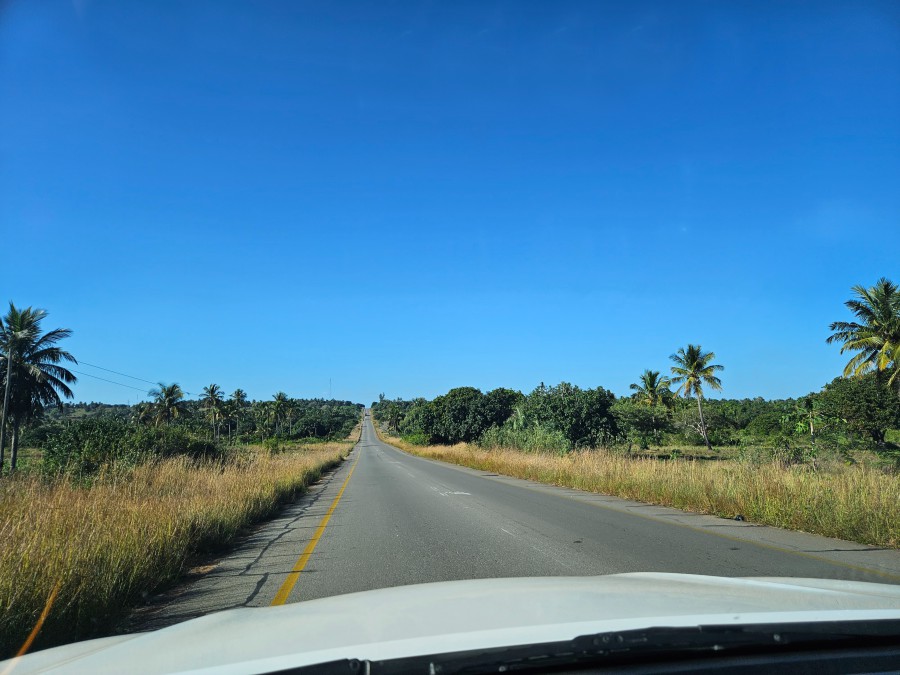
[129,413,900,630]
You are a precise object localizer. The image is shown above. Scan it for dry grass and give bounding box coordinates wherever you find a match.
[377,428,899,550]
[0,443,351,657]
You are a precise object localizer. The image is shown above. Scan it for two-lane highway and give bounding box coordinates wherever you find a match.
[129,413,900,630]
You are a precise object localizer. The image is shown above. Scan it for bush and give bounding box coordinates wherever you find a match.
[479,423,570,455]
[401,432,431,446]
[42,418,220,475]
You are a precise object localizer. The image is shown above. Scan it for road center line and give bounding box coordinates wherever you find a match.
[270,448,362,606]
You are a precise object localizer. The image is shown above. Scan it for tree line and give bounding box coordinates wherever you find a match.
[373,278,900,457]
[2,276,897,472]
[0,302,360,476]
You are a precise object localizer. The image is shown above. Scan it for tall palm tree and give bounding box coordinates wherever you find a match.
[272,392,289,436]
[230,388,248,438]
[629,370,672,408]
[148,383,188,427]
[0,303,77,474]
[669,344,723,451]
[827,277,900,387]
[201,383,224,440]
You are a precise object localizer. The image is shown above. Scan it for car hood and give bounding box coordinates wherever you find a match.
[6,573,900,674]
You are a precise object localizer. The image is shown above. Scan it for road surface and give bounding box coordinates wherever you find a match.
[129,413,900,630]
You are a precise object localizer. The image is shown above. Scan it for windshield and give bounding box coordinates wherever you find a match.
[1,0,899,669]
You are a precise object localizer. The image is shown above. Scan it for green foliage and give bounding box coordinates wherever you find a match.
[42,417,219,475]
[819,374,900,447]
[0,302,77,474]
[669,344,724,450]
[628,370,673,408]
[400,432,431,446]
[612,399,670,449]
[479,422,569,455]
[744,410,788,438]
[240,398,361,441]
[827,277,900,386]
[262,437,281,454]
[429,387,491,443]
[398,399,436,441]
[523,382,618,448]
[382,383,617,450]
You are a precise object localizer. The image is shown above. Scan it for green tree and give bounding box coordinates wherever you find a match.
[132,401,155,426]
[629,370,672,408]
[201,383,224,440]
[612,399,669,450]
[272,392,289,436]
[148,383,188,427]
[669,344,724,451]
[482,388,523,429]
[398,398,436,441]
[385,401,403,433]
[819,374,900,448]
[252,400,272,440]
[524,382,618,449]
[230,388,248,437]
[0,303,77,474]
[827,277,900,387]
[791,395,826,447]
[430,387,488,443]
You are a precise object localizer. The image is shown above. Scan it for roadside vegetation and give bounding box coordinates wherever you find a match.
[373,277,900,548]
[380,433,899,549]
[0,302,364,657]
[0,442,352,657]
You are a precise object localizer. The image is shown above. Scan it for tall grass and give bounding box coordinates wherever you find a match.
[0,443,351,657]
[378,427,899,549]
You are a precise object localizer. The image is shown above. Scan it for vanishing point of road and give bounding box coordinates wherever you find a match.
[130,413,900,630]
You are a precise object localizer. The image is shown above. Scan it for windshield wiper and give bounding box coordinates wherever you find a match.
[276,619,900,674]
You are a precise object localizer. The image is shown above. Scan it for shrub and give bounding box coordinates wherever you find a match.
[42,418,220,476]
[401,432,431,446]
[479,423,570,455]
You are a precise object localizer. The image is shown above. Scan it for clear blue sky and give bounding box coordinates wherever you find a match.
[2,1,898,405]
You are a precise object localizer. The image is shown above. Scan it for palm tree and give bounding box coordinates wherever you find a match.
[230,388,248,438]
[669,344,723,451]
[252,400,273,440]
[827,277,900,387]
[629,369,673,447]
[201,383,224,440]
[132,402,155,426]
[0,303,77,474]
[629,370,672,408]
[272,392,289,436]
[148,383,188,427]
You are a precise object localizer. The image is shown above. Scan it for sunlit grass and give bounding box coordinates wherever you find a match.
[0,443,351,657]
[378,428,899,550]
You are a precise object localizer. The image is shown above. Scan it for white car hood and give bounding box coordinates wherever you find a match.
[6,573,900,674]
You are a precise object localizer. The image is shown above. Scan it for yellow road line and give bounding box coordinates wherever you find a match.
[270,449,362,606]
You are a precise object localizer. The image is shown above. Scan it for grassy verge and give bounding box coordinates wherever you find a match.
[0,442,352,657]
[374,425,899,549]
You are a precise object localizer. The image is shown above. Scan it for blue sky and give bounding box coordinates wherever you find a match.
[2,1,898,405]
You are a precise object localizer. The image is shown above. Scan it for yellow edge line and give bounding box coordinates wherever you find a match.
[270,449,362,606]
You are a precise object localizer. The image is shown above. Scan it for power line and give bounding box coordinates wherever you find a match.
[70,369,151,394]
[76,360,196,396]
[77,360,161,387]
